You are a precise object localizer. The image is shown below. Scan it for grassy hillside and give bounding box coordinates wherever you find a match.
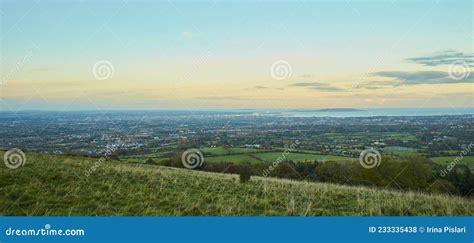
[1,151,473,216]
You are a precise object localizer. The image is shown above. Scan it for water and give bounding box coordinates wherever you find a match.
[265,108,474,118]
[3,108,473,118]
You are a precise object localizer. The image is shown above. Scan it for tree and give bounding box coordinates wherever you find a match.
[239,162,252,183]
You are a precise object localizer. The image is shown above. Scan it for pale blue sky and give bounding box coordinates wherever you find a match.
[0,0,472,110]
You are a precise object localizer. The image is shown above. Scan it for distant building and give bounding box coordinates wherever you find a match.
[245,144,260,148]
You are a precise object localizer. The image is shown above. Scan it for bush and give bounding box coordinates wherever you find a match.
[430,179,458,195]
[145,158,156,165]
[223,164,242,174]
[157,159,182,168]
[239,163,252,183]
[443,164,474,197]
[270,163,301,180]
[315,162,352,183]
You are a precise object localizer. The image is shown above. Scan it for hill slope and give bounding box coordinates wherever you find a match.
[1,152,473,216]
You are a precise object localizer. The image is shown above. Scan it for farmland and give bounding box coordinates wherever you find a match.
[430,156,474,169]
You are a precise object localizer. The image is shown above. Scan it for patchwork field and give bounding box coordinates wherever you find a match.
[200,147,264,155]
[120,146,357,164]
[202,146,356,164]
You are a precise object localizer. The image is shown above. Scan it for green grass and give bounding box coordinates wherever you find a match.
[119,146,355,165]
[384,151,420,156]
[200,146,229,155]
[200,146,263,155]
[205,154,261,164]
[204,151,356,164]
[430,156,474,169]
[382,133,418,141]
[1,152,472,216]
[120,157,170,164]
[252,152,356,162]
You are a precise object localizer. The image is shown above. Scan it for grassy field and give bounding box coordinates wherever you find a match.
[252,152,356,162]
[119,146,356,165]
[200,146,264,155]
[430,156,474,169]
[382,133,418,141]
[205,154,261,163]
[201,146,356,164]
[1,151,473,216]
[204,152,355,164]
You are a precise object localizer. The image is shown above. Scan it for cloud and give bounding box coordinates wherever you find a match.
[289,82,345,92]
[181,31,194,38]
[195,96,242,100]
[245,85,286,91]
[195,96,278,101]
[354,80,402,90]
[372,71,473,85]
[406,50,474,67]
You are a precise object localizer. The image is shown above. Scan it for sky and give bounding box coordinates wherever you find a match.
[0,0,473,110]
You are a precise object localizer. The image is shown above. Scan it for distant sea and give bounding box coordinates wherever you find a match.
[252,108,474,118]
[3,108,474,118]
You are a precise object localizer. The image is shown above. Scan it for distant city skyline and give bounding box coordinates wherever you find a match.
[1,0,472,110]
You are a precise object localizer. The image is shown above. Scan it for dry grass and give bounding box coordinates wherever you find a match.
[1,152,472,216]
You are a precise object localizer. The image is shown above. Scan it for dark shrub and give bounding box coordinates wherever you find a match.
[315,161,351,183]
[158,159,182,167]
[223,164,242,174]
[239,163,252,183]
[444,164,474,197]
[270,163,301,180]
[430,179,458,195]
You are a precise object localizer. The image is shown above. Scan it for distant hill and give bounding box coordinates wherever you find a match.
[1,152,472,216]
[316,108,363,112]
